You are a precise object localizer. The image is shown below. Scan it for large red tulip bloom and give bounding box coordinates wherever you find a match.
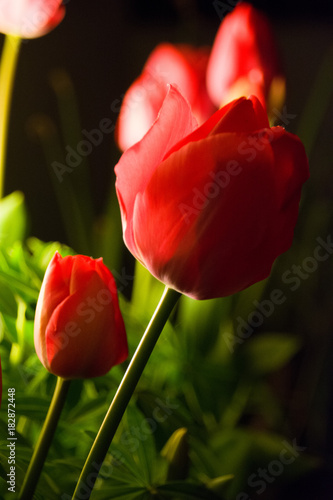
[34,252,128,379]
[206,2,283,110]
[116,43,214,151]
[0,0,65,38]
[115,84,309,300]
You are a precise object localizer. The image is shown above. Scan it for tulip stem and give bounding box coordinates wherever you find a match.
[19,377,71,500]
[0,35,21,199]
[71,286,181,500]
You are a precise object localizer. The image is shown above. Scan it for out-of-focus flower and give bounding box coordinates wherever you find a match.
[115,84,309,300]
[115,43,214,151]
[0,0,65,38]
[34,252,128,379]
[206,2,285,112]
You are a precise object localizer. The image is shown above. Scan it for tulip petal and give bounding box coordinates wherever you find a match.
[44,270,127,378]
[34,253,128,379]
[269,127,309,248]
[206,2,282,108]
[115,72,168,152]
[164,95,269,161]
[115,84,197,257]
[132,131,278,298]
[116,43,214,152]
[34,252,73,364]
[0,0,65,38]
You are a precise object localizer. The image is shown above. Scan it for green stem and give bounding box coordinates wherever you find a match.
[0,35,21,199]
[19,377,71,500]
[72,286,181,500]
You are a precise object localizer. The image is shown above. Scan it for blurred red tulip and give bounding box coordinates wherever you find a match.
[115,84,309,300]
[116,43,214,151]
[0,0,65,38]
[34,252,128,379]
[206,2,284,112]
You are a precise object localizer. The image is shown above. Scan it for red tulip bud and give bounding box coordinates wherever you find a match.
[34,252,128,379]
[0,0,65,39]
[206,2,284,111]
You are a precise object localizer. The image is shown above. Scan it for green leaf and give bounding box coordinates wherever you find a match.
[156,481,223,499]
[161,428,189,481]
[210,428,318,499]
[177,295,233,358]
[90,485,147,500]
[0,282,16,316]
[206,475,234,495]
[122,405,157,484]
[0,313,18,343]
[240,333,301,375]
[25,237,74,275]
[0,191,27,246]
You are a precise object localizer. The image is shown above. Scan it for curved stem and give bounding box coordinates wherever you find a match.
[19,377,71,500]
[0,35,21,199]
[72,286,181,500]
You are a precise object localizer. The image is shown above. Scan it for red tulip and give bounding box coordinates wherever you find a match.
[206,2,284,111]
[116,43,214,151]
[0,0,65,38]
[115,84,309,300]
[34,252,128,379]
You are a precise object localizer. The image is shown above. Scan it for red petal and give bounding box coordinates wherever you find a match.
[116,72,168,152]
[34,252,73,366]
[145,43,199,105]
[45,271,127,378]
[0,0,65,38]
[163,95,268,161]
[132,131,278,298]
[206,2,281,107]
[269,127,309,252]
[115,84,197,258]
[116,43,214,152]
